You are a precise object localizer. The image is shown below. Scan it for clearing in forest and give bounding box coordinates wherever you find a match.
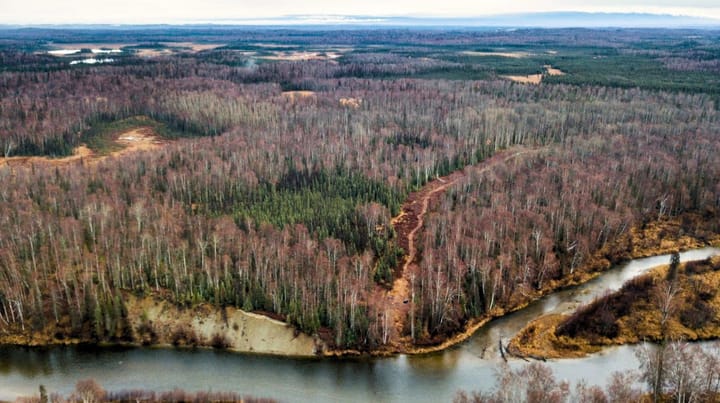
[502,65,566,85]
[113,127,164,156]
[503,74,544,84]
[0,127,165,168]
[544,65,565,76]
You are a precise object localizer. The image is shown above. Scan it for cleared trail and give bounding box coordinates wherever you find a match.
[384,148,538,351]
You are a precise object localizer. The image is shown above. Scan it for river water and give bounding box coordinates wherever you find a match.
[1,248,718,402]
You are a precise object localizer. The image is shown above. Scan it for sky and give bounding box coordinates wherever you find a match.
[2,0,720,24]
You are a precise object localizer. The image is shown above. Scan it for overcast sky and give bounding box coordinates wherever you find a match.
[3,0,720,24]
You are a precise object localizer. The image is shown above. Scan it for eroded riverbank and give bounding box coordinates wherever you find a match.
[0,294,323,357]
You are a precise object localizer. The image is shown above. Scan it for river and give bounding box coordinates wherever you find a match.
[1,248,718,402]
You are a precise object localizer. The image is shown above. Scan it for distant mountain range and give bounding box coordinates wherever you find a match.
[2,12,720,29]
[211,13,720,28]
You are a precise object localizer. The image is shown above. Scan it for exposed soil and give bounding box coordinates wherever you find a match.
[384,148,538,352]
[112,127,164,156]
[503,74,543,84]
[502,66,565,85]
[125,294,322,356]
[544,65,566,76]
[0,293,322,357]
[386,169,466,349]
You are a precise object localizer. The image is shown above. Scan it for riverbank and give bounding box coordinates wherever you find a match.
[1,213,717,358]
[0,294,323,357]
[508,253,720,359]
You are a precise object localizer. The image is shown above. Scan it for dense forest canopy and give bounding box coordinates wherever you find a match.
[0,27,718,350]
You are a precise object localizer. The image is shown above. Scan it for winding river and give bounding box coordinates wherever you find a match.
[1,248,718,402]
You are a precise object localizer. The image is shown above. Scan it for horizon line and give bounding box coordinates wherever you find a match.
[2,11,720,28]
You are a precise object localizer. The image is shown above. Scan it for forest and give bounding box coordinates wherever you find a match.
[0,27,719,355]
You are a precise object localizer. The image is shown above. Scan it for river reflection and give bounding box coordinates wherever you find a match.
[1,248,718,402]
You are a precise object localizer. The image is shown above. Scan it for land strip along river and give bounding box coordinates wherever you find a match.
[1,248,718,402]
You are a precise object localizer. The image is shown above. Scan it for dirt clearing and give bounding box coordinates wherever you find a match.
[502,66,566,84]
[503,74,543,84]
[1,127,165,168]
[125,294,323,356]
[544,65,566,76]
[113,127,163,156]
